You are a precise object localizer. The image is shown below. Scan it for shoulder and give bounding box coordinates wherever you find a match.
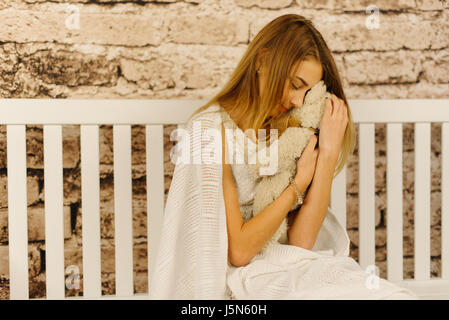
[186,103,225,131]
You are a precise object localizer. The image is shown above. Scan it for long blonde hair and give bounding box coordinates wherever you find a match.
[186,14,356,178]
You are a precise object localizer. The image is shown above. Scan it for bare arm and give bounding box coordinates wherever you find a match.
[222,124,307,267]
[287,152,338,249]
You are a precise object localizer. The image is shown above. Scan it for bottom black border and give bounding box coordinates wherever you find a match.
[0,299,447,318]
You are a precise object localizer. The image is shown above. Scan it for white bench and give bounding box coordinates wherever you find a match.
[1,98,448,300]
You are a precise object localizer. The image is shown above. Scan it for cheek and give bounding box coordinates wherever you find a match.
[288,90,308,105]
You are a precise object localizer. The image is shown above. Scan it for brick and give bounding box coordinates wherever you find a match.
[346,194,382,229]
[120,58,169,89]
[343,51,421,85]
[377,260,386,279]
[0,8,164,46]
[29,205,71,241]
[416,0,445,10]
[403,257,414,279]
[349,245,358,262]
[346,226,387,248]
[431,257,441,278]
[167,15,248,45]
[101,246,115,274]
[0,127,6,169]
[376,245,386,262]
[0,245,8,276]
[114,44,246,91]
[64,246,83,276]
[92,244,148,275]
[431,190,442,227]
[347,229,358,248]
[314,14,449,51]
[235,0,293,9]
[134,244,148,273]
[345,82,449,99]
[134,271,148,294]
[346,149,359,195]
[0,244,42,279]
[403,228,414,257]
[97,199,148,239]
[250,13,449,52]
[132,125,146,165]
[113,77,138,96]
[421,50,449,83]
[0,175,39,208]
[23,50,119,88]
[132,200,148,239]
[63,126,80,168]
[375,227,386,247]
[430,225,441,257]
[26,126,43,169]
[25,205,72,241]
[63,170,81,205]
[295,0,416,10]
[99,125,113,165]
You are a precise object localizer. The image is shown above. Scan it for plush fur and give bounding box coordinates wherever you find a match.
[248,80,331,251]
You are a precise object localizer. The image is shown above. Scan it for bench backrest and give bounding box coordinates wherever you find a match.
[1,98,448,299]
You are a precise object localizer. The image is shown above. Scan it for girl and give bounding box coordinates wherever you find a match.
[150,14,418,300]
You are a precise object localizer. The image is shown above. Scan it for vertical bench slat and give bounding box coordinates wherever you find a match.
[80,125,102,298]
[414,123,431,281]
[43,125,65,299]
[331,166,347,230]
[386,123,404,281]
[358,123,376,270]
[7,125,29,300]
[441,122,449,280]
[113,125,134,296]
[146,125,165,293]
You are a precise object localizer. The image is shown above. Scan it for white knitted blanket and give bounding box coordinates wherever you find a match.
[149,104,418,300]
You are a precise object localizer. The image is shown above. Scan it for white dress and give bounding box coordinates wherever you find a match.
[219,106,419,300]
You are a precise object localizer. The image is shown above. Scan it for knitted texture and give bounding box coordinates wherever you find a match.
[150,103,419,300]
[149,104,229,299]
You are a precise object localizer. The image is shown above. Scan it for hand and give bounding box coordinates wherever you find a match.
[318,93,349,160]
[294,135,319,193]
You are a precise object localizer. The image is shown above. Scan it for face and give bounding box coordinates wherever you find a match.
[258,57,323,119]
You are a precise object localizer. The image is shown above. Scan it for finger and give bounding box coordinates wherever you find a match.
[307,135,317,150]
[341,103,348,120]
[330,94,344,114]
[333,95,343,112]
[308,134,317,144]
[330,94,339,109]
[337,101,347,119]
[325,97,333,115]
[343,104,349,121]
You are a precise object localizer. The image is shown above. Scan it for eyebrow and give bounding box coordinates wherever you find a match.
[296,76,309,87]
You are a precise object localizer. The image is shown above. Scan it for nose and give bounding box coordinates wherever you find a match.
[290,91,308,109]
[290,100,302,109]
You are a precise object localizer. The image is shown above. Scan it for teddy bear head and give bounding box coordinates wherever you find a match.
[290,79,331,130]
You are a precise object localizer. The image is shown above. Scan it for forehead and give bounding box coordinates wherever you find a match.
[292,58,323,82]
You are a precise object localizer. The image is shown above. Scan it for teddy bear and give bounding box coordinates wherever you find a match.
[247,80,331,251]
